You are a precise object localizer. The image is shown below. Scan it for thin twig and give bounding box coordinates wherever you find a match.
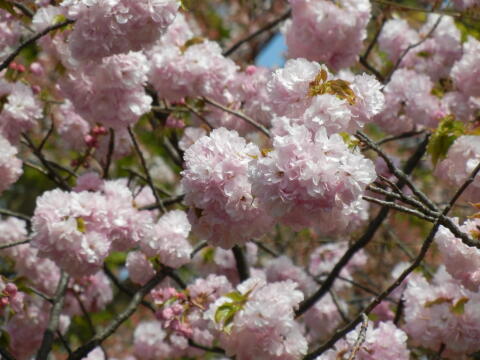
[202,97,271,137]
[347,314,368,360]
[296,135,430,318]
[190,241,208,259]
[0,209,31,223]
[57,330,73,356]
[304,158,480,359]
[67,270,168,360]
[357,131,438,212]
[183,103,214,130]
[11,1,34,17]
[0,239,30,250]
[0,19,74,72]
[384,15,443,84]
[362,196,437,222]
[223,9,291,57]
[128,126,166,214]
[377,130,425,145]
[102,265,156,313]
[139,194,185,211]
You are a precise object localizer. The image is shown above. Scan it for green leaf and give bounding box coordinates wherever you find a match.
[225,291,246,303]
[53,14,67,24]
[451,297,469,315]
[76,217,86,233]
[427,115,465,166]
[425,297,451,308]
[214,303,235,324]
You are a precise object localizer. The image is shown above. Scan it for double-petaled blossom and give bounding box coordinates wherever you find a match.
[0,134,22,194]
[436,218,480,291]
[284,0,371,70]
[63,0,179,61]
[60,51,152,130]
[403,267,480,357]
[436,135,480,201]
[206,278,308,360]
[316,321,410,360]
[0,82,43,143]
[249,124,376,234]
[181,128,273,249]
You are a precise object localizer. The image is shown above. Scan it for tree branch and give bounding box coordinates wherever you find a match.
[67,270,167,360]
[0,20,74,72]
[36,271,69,360]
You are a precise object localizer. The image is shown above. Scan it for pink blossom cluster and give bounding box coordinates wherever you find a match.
[374,69,441,134]
[380,15,462,80]
[0,10,21,61]
[266,59,384,135]
[0,81,43,143]
[0,134,22,194]
[0,218,61,295]
[133,320,189,359]
[0,278,24,313]
[153,275,232,343]
[31,178,156,277]
[6,296,70,359]
[263,254,348,342]
[206,278,308,360]
[436,135,480,201]
[181,128,273,249]
[436,218,480,291]
[316,321,410,360]
[139,210,192,269]
[451,36,480,99]
[284,0,371,70]
[63,0,179,61]
[249,125,376,234]
[403,266,480,357]
[60,51,152,130]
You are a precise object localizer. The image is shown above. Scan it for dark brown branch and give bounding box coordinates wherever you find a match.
[0,20,74,72]
[233,245,250,282]
[36,272,69,360]
[0,239,30,250]
[128,126,166,213]
[202,97,271,138]
[304,158,480,360]
[296,135,430,317]
[0,209,31,223]
[223,9,291,57]
[103,129,115,179]
[67,270,168,360]
[102,265,156,313]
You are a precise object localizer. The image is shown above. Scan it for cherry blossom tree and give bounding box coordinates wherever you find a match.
[1,0,480,359]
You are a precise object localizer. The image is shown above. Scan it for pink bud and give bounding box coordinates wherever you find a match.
[4,283,17,296]
[92,126,108,136]
[16,64,26,73]
[171,303,184,316]
[161,307,175,320]
[84,134,97,148]
[31,85,41,95]
[0,297,9,307]
[245,65,257,75]
[9,63,18,71]
[30,62,44,76]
